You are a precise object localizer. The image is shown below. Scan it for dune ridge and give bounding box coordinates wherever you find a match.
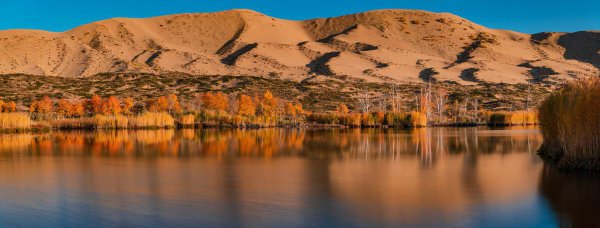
[0,9,598,84]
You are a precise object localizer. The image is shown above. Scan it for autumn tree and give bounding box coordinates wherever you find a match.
[106,96,122,115]
[29,96,53,119]
[214,92,229,112]
[336,104,349,115]
[294,103,305,116]
[285,102,305,124]
[285,102,297,118]
[91,95,103,115]
[122,97,135,115]
[0,99,16,113]
[167,94,182,114]
[71,101,85,117]
[200,92,215,110]
[237,94,256,116]
[201,92,229,113]
[148,96,169,112]
[56,99,73,117]
[37,96,54,115]
[5,101,16,113]
[258,91,277,117]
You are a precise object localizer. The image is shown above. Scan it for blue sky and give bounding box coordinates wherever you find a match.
[0,0,598,33]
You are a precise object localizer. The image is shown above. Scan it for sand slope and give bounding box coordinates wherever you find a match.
[0,9,598,84]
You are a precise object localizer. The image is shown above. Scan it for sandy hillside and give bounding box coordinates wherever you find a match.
[0,9,598,84]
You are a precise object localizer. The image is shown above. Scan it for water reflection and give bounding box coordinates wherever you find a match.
[539,164,600,228]
[0,127,561,227]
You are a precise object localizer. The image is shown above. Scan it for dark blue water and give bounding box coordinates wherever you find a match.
[0,128,593,227]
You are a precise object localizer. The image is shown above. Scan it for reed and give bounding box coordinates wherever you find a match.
[0,113,31,131]
[51,118,96,129]
[178,114,196,127]
[488,111,538,126]
[385,112,427,127]
[307,113,340,125]
[93,114,129,129]
[129,112,175,128]
[306,111,427,128]
[538,77,600,170]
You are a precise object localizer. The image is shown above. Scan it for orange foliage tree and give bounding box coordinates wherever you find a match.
[0,99,17,113]
[71,101,85,117]
[201,92,229,113]
[91,95,103,115]
[56,99,73,117]
[148,96,169,112]
[167,94,182,114]
[122,97,135,115]
[237,94,256,116]
[106,96,122,115]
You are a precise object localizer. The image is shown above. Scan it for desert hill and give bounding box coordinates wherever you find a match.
[0,9,598,85]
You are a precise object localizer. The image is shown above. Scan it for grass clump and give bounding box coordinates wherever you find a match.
[94,114,129,129]
[178,114,196,128]
[538,77,600,171]
[488,111,538,126]
[130,112,175,129]
[0,113,31,131]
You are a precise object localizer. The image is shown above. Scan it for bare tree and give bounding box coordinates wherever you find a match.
[432,88,448,124]
[357,93,372,113]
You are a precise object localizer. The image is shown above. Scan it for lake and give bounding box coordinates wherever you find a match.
[0,127,596,227]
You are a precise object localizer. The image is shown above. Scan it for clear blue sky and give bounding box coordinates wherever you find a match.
[1,0,598,34]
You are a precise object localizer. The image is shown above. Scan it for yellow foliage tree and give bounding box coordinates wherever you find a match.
[237,94,256,116]
[337,104,349,115]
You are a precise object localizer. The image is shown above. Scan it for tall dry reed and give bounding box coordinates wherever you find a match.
[488,111,538,126]
[538,77,600,170]
[0,113,31,131]
[178,114,196,127]
[93,114,129,129]
[129,112,175,128]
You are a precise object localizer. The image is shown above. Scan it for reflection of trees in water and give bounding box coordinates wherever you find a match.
[303,128,542,162]
[539,164,600,228]
[0,127,542,161]
[0,133,31,153]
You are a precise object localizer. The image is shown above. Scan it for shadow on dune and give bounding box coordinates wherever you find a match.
[539,164,600,228]
[557,31,600,69]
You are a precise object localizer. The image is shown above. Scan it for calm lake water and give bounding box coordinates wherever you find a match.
[0,127,597,227]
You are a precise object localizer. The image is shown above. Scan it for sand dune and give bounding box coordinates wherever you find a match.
[0,9,598,84]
